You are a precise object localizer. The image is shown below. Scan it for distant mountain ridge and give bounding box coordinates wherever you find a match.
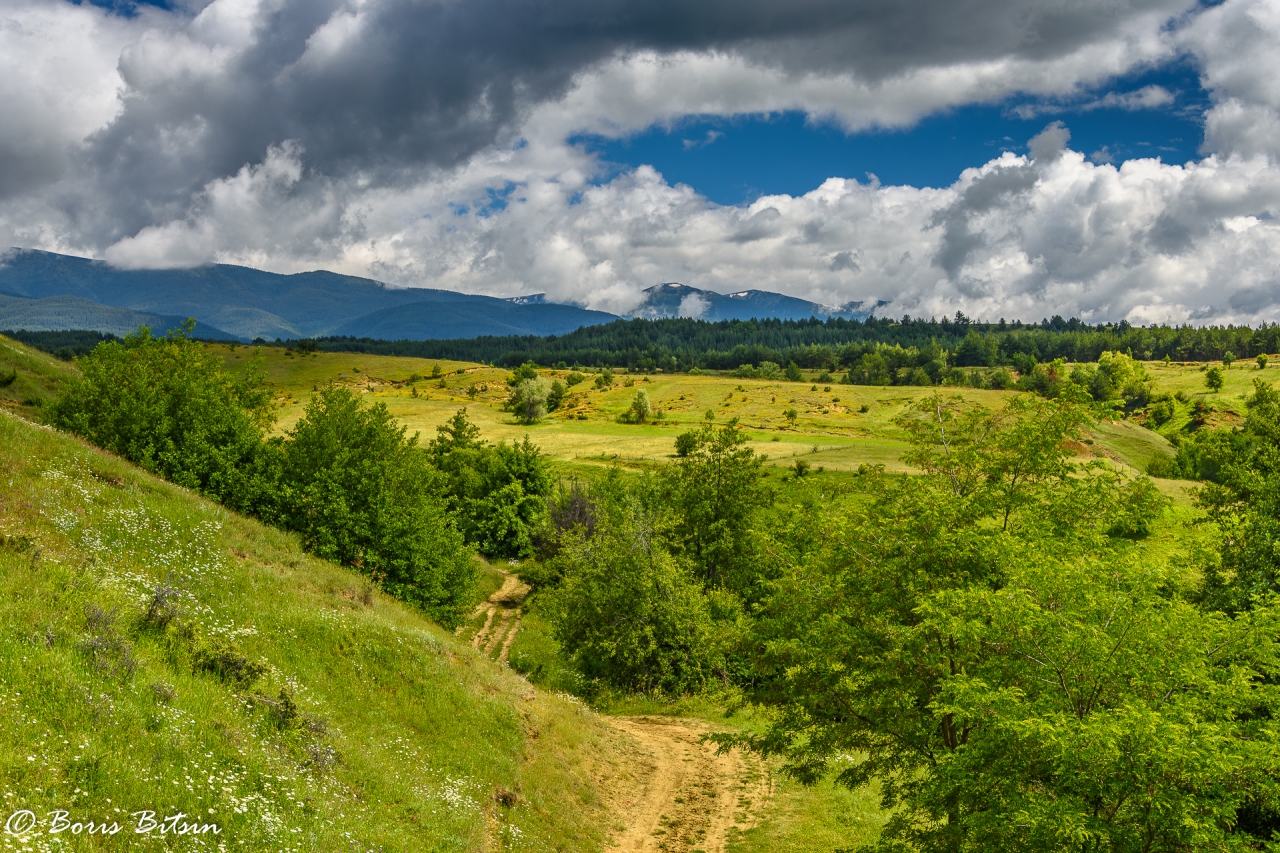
[0,250,616,341]
[0,293,236,340]
[0,249,884,342]
[632,282,883,322]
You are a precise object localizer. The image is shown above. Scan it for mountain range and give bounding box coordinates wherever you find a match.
[0,249,880,341]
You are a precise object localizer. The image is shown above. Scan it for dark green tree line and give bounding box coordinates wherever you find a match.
[306,314,1280,373]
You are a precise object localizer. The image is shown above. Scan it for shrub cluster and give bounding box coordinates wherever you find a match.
[50,323,508,624]
[428,409,551,559]
[527,420,771,695]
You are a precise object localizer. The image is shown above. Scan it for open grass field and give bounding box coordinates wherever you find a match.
[0,334,77,417]
[1144,357,1273,416]
[212,344,1210,482]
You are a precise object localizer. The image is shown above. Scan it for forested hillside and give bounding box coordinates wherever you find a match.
[309,314,1280,371]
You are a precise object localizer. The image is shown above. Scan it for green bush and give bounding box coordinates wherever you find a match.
[1145,453,1178,478]
[1147,396,1175,425]
[547,509,716,695]
[275,388,475,624]
[49,322,275,513]
[428,409,552,559]
[507,361,538,385]
[988,366,1014,389]
[193,636,268,689]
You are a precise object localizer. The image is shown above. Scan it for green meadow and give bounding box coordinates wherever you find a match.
[210,343,1226,480]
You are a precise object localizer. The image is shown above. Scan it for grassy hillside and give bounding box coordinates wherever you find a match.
[1145,357,1270,412]
[3,336,1239,851]
[0,333,78,418]
[0,407,632,851]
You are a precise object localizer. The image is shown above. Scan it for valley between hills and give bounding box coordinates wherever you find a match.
[0,331,1264,851]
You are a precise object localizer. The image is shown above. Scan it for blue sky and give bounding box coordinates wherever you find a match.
[577,62,1210,204]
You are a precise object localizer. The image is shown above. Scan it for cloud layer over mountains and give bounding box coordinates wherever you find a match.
[2,0,1279,323]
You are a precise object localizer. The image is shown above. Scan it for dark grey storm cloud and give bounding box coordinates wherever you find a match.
[64,0,1194,244]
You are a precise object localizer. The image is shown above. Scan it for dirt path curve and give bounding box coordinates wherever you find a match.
[456,569,529,663]
[604,716,772,853]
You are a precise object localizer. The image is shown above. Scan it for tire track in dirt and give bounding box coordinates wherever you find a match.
[604,716,772,853]
[497,609,522,663]
[484,607,515,655]
[457,569,529,661]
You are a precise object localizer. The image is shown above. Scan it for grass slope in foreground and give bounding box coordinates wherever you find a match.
[0,409,626,852]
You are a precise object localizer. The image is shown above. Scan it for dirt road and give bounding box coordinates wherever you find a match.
[604,716,772,853]
[461,572,772,850]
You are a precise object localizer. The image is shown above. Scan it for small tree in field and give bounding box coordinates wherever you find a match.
[665,420,771,590]
[783,407,799,429]
[507,378,549,424]
[628,388,651,423]
[1223,351,1236,369]
[547,379,567,412]
[1206,366,1225,392]
[1258,353,1269,370]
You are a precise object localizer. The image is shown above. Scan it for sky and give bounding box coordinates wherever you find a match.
[581,62,1211,202]
[0,0,1278,324]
